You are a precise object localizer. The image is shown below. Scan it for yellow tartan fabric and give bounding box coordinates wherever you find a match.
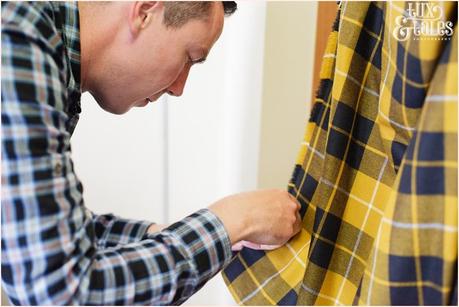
[223,1,457,305]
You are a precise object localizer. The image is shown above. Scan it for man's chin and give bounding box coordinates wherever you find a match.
[104,106,129,115]
[95,98,130,115]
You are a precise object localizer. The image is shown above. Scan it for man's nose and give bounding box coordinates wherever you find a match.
[167,66,191,97]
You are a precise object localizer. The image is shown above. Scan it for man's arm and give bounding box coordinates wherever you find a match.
[84,209,232,305]
[91,212,154,248]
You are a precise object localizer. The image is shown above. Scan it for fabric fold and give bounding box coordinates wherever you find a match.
[223,2,457,305]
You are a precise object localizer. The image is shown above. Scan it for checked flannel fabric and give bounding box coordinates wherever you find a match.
[223,1,458,305]
[2,2,233,305]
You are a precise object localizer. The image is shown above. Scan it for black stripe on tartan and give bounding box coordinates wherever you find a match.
[315,78,333,103]
[439,31,454,64]
[390,286,419,305]
[278,289,298,305]
[289,165,318,218]
[418,132,445,161]
[345,140,365,170]
[395,43,424,84]
[399,164,412,193]
[240,248,266,267]
[326,128,348,160]
[389,254,419,282]
[309,237,334,270]
[420,256,444,286]
[310,100,328,128]
[332,101,375,144]
[332,6,340,32]
[422,286,443,305]
[366,3,384,70]
[416,164,445,195]
[449,263,457,305]
[363,3,384,38]
[224,256,245,282]
[314,207,342,244]
[391,140,407,172]
[355,24,379,63]
[310,208,337,270]
[392,45,427,109]
[299,173,319,204]
[402,132,447,195]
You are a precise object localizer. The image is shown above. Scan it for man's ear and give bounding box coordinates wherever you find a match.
[129,1,163,36]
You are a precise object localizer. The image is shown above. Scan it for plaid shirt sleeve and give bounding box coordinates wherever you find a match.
[1,3,232,305]
[91,211,154,248]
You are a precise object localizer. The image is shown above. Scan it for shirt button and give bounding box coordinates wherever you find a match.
[54,163,62,176]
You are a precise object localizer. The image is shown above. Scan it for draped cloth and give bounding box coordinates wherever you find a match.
[222,2,458,305]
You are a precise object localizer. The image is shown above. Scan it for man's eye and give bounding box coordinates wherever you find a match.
[188,56,206,65]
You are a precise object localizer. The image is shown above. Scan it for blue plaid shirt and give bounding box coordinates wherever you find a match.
[1,2,232,305]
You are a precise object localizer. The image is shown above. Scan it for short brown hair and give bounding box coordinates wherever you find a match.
[163,1,237,28]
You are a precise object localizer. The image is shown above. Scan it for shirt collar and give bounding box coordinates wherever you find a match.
[54,1,82,92]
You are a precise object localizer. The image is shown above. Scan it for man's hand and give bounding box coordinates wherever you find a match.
[208,189,302,246]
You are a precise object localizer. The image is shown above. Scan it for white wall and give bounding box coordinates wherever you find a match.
[71,95,168,222]
[71,2,267,305]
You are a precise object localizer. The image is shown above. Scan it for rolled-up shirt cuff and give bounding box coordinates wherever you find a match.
[144,208,233,281]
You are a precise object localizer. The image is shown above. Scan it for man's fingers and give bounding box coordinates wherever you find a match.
[288,193,301,211]
[294,211,302,233]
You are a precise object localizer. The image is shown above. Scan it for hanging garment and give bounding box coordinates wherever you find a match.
[223,1,457,305]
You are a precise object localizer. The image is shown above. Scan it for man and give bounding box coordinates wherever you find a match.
[1,1,302,305]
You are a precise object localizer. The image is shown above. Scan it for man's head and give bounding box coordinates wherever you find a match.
[79,1,237,114]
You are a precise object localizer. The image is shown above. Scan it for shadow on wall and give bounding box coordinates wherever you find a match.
[257,1,319,190]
